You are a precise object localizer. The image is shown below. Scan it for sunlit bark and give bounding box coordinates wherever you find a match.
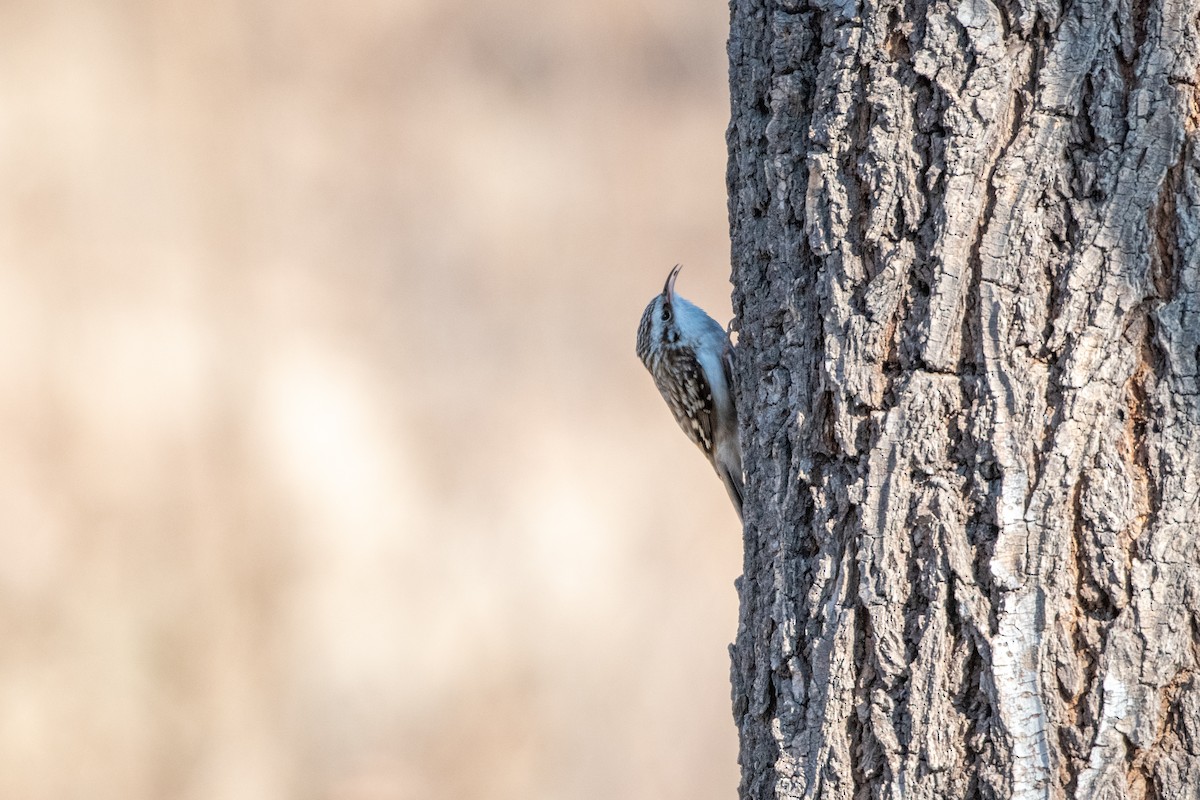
[727,0,1200,796]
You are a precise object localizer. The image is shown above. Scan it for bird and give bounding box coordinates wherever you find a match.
[636,265,744,519]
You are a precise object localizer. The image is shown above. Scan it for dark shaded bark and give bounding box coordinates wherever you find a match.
[726,0,1200,796]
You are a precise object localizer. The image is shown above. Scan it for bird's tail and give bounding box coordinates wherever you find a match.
[715,445,744,522]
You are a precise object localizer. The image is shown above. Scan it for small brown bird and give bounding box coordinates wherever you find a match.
[635,265,743,519]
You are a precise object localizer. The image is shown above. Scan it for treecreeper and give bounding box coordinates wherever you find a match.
[635,265,743,519]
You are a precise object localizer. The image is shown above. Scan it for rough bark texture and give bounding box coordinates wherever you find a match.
[726,0,1200,796]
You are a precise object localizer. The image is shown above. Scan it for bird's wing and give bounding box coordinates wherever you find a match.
[722,340,736,409]
[659,353,716,458]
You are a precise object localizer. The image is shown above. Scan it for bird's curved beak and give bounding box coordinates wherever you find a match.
[663,264,682,303]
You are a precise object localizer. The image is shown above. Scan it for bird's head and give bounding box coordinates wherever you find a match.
[636,265,683,363]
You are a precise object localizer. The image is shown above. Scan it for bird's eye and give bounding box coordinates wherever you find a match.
[662,305,672,322]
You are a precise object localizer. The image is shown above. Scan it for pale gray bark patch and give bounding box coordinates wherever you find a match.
[726,0,1200,795]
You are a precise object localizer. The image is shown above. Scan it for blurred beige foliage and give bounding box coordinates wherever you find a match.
[0,0,742,798]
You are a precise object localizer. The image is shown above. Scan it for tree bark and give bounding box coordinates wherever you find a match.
[726,0,1200,797]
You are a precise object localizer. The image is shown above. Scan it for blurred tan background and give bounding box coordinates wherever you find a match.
[0,1,741,798]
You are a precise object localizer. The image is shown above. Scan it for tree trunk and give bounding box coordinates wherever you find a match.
[725,0,1200,797]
